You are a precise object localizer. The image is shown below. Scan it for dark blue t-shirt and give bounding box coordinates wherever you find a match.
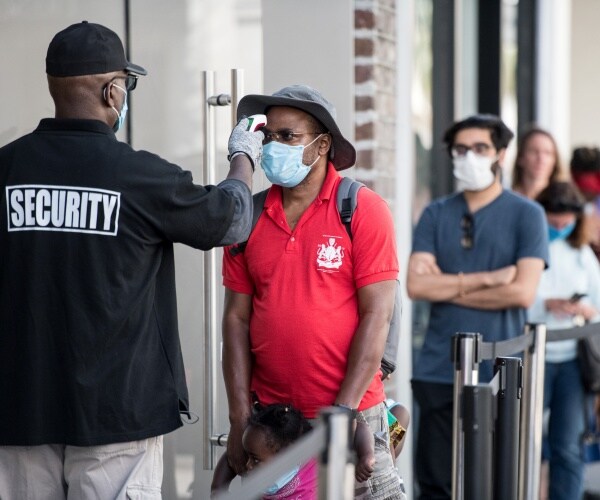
[412,190,548,383]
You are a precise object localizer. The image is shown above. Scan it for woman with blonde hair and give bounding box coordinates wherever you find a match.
[512,127,563,199]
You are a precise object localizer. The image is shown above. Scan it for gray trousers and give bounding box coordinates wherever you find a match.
[0,436,163,499]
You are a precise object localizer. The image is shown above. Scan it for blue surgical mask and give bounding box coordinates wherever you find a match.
[261,135,323,188]
[548,221,576,242]
[264,466,300,495]
[111,84,128,132]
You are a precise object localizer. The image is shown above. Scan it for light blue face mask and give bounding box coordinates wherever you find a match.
[261,134,323,188]
[264,465,300,495]
[548,221,576,242]
[111,84,128,133]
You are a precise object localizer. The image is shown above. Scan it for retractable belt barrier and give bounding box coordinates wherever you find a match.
[452,322,600,500]
[212,407,355,500]
[478,321,600,360]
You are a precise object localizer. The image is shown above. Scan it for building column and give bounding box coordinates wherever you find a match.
[353,0,397,200]
[535,0,571,158]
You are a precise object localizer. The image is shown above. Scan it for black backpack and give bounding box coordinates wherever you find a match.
[229,177,402,379]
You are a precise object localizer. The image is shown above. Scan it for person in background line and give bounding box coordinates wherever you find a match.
[0,21,262,499]
[512,126,564,200]
[407,114,548,499]
[511,127,564,499]
[570,147,600,500]
[528,181,600,500]
[221,85,404,499]
[571,146,600,260]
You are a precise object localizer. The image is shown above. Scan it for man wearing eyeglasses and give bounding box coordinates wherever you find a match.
[221,85,404,498]
[407,114,548,499]
[0,21,262,498]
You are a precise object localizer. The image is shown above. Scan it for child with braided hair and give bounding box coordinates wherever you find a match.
[211,402,406,497]
[211,403,317,499]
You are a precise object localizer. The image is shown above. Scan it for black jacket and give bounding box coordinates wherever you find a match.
[0,118,251,445]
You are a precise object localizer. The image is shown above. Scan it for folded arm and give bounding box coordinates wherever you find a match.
[406,252,517,303]
[451,257,545,310]
[407,251,544,309]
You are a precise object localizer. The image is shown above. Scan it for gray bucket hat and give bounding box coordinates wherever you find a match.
[237,84,356,171]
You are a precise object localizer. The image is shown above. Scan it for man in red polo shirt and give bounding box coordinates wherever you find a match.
[221,85,403,499]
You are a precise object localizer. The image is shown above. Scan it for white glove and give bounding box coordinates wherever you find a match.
[227,117,265,170]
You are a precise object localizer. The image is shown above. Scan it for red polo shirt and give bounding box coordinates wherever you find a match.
[222,164,399,418]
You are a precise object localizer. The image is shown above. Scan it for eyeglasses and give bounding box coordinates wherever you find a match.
[262,128,324,144]
[451,143,493,158]
[461,214,474,249]
[110,74,138,92]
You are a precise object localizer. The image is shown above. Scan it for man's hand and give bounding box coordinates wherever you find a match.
[228,117,264,170]
[545,298,597,321]
[226,420,248,476]
[486,265,517,287]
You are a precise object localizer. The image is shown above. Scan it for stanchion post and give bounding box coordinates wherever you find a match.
[318,407,354,500]
[494,357,522,500]
[451,333,481,500]
[462,385,493,500]
[518,323,546,500]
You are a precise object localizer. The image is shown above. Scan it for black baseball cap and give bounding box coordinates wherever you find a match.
[46,21,147,77]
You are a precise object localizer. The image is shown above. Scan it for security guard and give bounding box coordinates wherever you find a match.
[0,21,263,499]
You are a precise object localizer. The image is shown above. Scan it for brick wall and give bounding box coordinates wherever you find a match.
[354,0,396,200]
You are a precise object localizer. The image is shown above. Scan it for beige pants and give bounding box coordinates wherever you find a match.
[0,436,163,500]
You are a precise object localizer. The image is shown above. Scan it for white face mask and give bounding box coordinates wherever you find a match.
[453,151,496,192]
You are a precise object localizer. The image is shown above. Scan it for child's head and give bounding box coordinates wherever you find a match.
[242,403,311,470]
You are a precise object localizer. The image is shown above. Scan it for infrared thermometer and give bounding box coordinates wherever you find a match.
[246,114,267,132]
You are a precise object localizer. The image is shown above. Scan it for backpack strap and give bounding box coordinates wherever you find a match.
[336,176,365,240]
[229,188,269,256]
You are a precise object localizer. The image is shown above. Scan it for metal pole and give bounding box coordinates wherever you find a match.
[202,70,218,470]
[318,407,354,500]
[451,333,481,500]
[494,357,522,500]
[518,323,546,500]
[231,69,245,126]
[462,385,493,500]
[201,69,237,471]
[123,0,132,145]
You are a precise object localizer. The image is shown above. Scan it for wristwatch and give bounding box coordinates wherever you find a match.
[334,403,358,420]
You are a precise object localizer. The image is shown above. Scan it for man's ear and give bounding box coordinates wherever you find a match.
[318,133,332,156]
[102,83,118,108]
[497,147,507,166]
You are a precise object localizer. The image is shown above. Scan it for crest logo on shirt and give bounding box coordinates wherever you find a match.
[316,236,345,272]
